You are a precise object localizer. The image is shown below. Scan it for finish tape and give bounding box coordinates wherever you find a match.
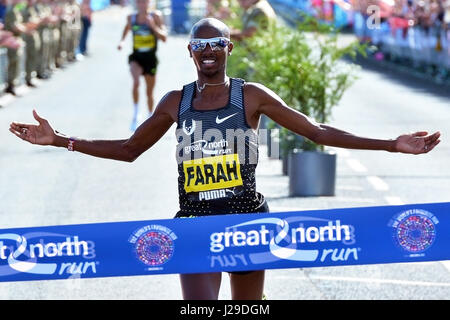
[0,202,449,282]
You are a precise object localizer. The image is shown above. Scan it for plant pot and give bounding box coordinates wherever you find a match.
[282,153,289,176]
[288,150,336,197]
[280,135,304,175]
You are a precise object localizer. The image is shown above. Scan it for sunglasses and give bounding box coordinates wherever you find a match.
[189,37,231,52]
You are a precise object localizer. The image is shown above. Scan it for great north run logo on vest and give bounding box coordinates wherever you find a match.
[0,232,97,277]
[208,216,360,269]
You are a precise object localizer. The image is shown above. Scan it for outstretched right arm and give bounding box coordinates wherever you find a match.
[117,15,131,50]
[9,91,181,162]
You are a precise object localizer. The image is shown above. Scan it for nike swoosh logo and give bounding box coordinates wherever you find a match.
[216,113,238,124]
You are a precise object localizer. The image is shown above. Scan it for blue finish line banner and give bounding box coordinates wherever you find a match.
[0,202,449,282]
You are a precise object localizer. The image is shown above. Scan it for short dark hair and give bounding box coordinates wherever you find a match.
[190,18,230,39]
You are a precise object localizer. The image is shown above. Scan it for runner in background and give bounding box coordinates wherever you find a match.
[117,0,167,132]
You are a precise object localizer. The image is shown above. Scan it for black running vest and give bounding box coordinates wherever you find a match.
[131,13,157,53]
[175,78,265,216]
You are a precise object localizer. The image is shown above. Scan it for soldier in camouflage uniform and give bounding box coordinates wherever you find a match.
[49,0,62,68]
[22,0,42,86]
[55,0,70,67]
[35,0,52,79]
[66,0,80,61]
[230,0,276,41]
[4,0,37,95]
[48,0,60,70]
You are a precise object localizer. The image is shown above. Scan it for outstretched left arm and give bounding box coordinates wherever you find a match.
[148,11,167,42]
[246,83,441,154]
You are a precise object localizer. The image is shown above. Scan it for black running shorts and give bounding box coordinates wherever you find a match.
[174,199,270,276]
[128,51,158,76]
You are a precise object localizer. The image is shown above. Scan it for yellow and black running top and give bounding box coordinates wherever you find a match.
[131,13,157,53]
[175,78,266,217]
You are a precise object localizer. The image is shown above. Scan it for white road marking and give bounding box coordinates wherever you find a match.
[346,159,368,173]
[385,196,405,205]
[367,176,389,191]
[274,274,450,287]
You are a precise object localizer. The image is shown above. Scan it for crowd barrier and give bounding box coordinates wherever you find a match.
[354,12,450,71]
[0,202,449,282]
[270,0,450,74]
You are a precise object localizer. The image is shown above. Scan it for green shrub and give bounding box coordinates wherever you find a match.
[227,14,366,154]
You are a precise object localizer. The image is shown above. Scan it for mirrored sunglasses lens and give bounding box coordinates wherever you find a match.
[211,40,228,51]
[190,41,206,51]
[190,39,228,51]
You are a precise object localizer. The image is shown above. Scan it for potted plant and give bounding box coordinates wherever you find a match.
[228,15,366,196]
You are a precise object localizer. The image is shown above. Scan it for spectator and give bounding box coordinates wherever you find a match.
[0,22,20,48]
[78,0,91,56]
[66,0,81,62]
[0,0,7,23]
[4,0,39,95]
[445,0,450,55]
[22,0,43,87]
[206,0,232,20]
[230,0,276,41]
[35,0,53,79]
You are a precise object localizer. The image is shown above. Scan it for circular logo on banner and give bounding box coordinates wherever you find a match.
[129,225,177,267]
[389,209,438,254]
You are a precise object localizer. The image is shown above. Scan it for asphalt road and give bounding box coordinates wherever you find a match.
[0,5,449,299]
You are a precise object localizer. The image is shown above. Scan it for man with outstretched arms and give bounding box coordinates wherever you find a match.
[9,18,441,300]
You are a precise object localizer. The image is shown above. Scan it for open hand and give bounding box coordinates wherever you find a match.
[9,110,55,146]
[395,131,441,154]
